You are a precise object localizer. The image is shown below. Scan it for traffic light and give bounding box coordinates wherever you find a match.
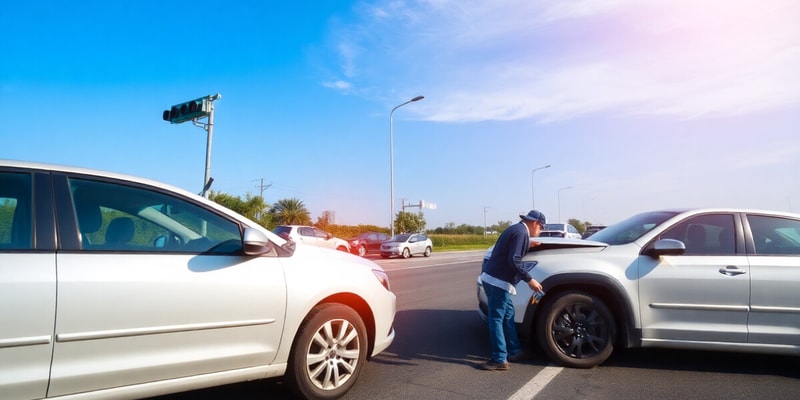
[162,97,211,124]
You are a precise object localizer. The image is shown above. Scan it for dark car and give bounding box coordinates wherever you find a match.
[348,232,389,257]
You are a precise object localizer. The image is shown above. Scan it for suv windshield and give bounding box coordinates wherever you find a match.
[390,234,411,242]
[589,211,678,245]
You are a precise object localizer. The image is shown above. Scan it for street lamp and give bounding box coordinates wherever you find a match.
[390,95,424,237]
[558,185,573,222]
[531,164,551,209]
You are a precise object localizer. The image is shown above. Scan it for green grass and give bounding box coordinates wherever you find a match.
[429,234,496,252]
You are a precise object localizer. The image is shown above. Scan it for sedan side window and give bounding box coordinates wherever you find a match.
[69,178,242,254]
[0,172,32,250]
[660,214,736,255]
[747,215,800,255]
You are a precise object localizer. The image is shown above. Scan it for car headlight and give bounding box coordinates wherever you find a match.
[372,269,391,291]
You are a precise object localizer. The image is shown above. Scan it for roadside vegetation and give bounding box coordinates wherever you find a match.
[206,191,594,251]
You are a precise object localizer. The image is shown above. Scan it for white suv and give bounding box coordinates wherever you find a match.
[540,223,582,239]
[273,225,351,252]
[0,160,395,400]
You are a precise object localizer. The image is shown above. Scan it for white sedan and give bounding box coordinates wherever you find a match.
[0,160,396,400]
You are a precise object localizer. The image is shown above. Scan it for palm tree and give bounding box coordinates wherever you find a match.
[270,198,311,225]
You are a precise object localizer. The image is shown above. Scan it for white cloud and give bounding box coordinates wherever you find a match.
[328,0,800,122]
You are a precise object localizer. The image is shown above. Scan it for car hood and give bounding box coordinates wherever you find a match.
[291,241,384,270]
[484,237,607,259]
[531,237,607,251]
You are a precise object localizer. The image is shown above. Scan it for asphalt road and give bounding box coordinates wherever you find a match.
[155,250,800,400]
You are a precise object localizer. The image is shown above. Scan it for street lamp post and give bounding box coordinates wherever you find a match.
[531,164,551,209]
[558,185,573,222]
[390,95,424,237]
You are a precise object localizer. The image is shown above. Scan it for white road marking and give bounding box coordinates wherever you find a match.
[508,364,563,400]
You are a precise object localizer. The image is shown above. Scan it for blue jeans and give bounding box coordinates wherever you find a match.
[484,282,522,363]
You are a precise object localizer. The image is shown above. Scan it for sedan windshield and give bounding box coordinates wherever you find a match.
[589,211,678,245]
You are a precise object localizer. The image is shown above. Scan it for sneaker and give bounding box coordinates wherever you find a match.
[480,360,509,371]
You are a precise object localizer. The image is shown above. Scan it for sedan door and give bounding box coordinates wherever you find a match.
[0,170,56,399]
[47,175,288,397]
[638,213,750,343]
[745,214,800,346]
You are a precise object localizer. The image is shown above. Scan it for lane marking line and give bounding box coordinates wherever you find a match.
[508,364,563,400]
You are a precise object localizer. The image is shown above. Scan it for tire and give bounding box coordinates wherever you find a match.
[423,246,432,257]
[286,303,368,400]
[401,247,411,259]
[536,291,615,368]
[357,245,367,257]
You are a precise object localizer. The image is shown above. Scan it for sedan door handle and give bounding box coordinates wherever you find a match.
[719,266,747,276]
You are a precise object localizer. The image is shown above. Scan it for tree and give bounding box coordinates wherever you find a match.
[567,218,586,233]
[316,210,335,230]
[208,191,271,228]
[394,211,426,234]
[270,198,311,226]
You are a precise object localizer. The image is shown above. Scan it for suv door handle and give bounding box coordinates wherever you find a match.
[719,266,747,276]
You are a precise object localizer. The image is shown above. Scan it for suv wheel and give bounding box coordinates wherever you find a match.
[286,303,368,399]
[536,291,615,368]
[401,247,411,259]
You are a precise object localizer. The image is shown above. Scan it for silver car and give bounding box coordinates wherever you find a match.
[380,233,433,259]
[0,160,396,400]
[477,208,800,368]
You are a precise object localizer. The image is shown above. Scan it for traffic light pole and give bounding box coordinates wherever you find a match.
[193,95,219,198]
[163,93,221,198]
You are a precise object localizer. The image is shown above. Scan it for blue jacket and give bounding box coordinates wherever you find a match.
[482,222,532,286]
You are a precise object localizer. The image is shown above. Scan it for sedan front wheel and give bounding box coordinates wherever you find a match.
[536,291,615,368]
[286,303,368,399]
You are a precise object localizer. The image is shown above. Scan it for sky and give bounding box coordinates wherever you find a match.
[2,0,799,230]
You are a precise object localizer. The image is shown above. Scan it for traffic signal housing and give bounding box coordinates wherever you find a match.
[162,97,211,124]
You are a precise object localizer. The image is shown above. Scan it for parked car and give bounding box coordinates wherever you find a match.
[0,160,396,400]
[273,225,350,252]
[582,224,607,239]
[477,208,800,368]
[348,231,389,257]
[540,223,582,239]
[380,233,433,258]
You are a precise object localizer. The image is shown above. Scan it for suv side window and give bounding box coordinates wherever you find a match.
[0,172,32,250]
[660,214,736,255]
[69,177,242,254]
[747,215,800,255]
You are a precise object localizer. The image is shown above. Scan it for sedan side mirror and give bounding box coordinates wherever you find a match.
[243,228,273,255]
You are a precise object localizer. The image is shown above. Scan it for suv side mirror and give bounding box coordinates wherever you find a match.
[644,239,686,258]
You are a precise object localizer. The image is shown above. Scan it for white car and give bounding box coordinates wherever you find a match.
[540,223,582,239]
[273,225,351,252]
[0,160,396,400]
[380,233,433,259]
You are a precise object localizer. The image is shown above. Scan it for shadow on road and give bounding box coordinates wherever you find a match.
[370,308,495,369]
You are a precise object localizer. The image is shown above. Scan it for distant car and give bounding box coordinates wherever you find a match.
[0,159,396,400]
[349,231,389,257]
[273,225,350,252]
[540,223,582,239]
[582,224,607,239]
[380,233,433,258]
[477,208,800,369]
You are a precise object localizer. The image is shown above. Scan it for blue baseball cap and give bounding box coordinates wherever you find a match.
[520,210,547,225]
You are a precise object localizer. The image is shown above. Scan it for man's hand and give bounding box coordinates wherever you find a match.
[530,241,541,247]
[527,278,543,293]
